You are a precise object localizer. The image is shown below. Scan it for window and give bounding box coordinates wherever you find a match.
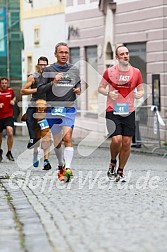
[27,56,32,75]
[70,47,80,67]
[106,42,113,60]
[69,47,81,110]
[125,43,146,83]
[85,46,98,114]
[9,11,19,30]
[105,42,114,68]
[34,26,40,46]
[125,42,147,124]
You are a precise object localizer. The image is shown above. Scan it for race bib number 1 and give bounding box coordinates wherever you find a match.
[113,103,129,115]
[38,119,49,130]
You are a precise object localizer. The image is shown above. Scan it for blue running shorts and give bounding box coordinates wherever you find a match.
[46,107,76,135]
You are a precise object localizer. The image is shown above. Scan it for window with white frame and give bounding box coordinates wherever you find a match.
[27,56,32,75]
[34,26,40,46]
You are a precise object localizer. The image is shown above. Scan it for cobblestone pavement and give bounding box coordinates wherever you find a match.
[0,136,167,252]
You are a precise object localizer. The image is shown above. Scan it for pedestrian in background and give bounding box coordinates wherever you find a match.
[0,77,16,162]
[21,56,52,170]
[98,45,144,182]
[38,42,81,181]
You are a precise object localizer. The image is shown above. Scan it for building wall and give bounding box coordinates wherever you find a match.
[66,0,106,140]
[98,0,167,142]
[20,0,65,71]
[114,0,167,141]
[20,0,66,135]
[19,0,167,142]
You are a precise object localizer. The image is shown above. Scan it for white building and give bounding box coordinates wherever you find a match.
[20,0,66,134]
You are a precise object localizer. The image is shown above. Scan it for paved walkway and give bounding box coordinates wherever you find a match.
[0,136,167,252]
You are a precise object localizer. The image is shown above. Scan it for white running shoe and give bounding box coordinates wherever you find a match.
[115,173,126,182]
[107,162,116,180]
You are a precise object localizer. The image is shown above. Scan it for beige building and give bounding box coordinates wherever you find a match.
[20,0,66,134]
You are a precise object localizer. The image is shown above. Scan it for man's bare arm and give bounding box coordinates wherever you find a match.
[20,75,37,95]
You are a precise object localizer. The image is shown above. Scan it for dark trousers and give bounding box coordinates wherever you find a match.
[26,107,36,139]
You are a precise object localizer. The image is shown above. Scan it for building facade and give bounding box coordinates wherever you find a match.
[65,0,107,140]
[19,0,167,143]
[99,0,167,142]
[20,0,66,134]
[20,0,65,77]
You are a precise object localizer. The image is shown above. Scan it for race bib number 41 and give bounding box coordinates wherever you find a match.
[51,106,66,116]
[113,103,129,115]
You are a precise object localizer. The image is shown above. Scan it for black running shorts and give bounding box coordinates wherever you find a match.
[106,111,135,137]
[0,117,14,132]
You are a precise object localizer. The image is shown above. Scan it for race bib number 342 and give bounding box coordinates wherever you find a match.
[51,106,66,116]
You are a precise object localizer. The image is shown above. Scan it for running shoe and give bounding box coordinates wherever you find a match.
[0,149,3,162]
[115,173,126,182]
[43,159,52,170]
[33,151,39,167]
[6,151,15,161]
[27,138,38,149]
[58,165,66,181]
[64,168,73,183]
[107,162,116,180]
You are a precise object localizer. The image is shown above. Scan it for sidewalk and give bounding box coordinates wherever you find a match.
[0,135,167,252]
[73,135,167,158]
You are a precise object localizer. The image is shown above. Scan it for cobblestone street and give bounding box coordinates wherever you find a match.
[0,136,167,252]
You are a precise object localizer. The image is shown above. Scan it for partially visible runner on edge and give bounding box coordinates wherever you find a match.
[21,56,52,170]
[38,42,81,181]
[0,77,16,162]
[98,45,144,182]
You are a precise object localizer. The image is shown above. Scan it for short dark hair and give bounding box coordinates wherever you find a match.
[38,56,48,65]
[115,45,127,56]
[55,42,68,53]
[0,77,8,83]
